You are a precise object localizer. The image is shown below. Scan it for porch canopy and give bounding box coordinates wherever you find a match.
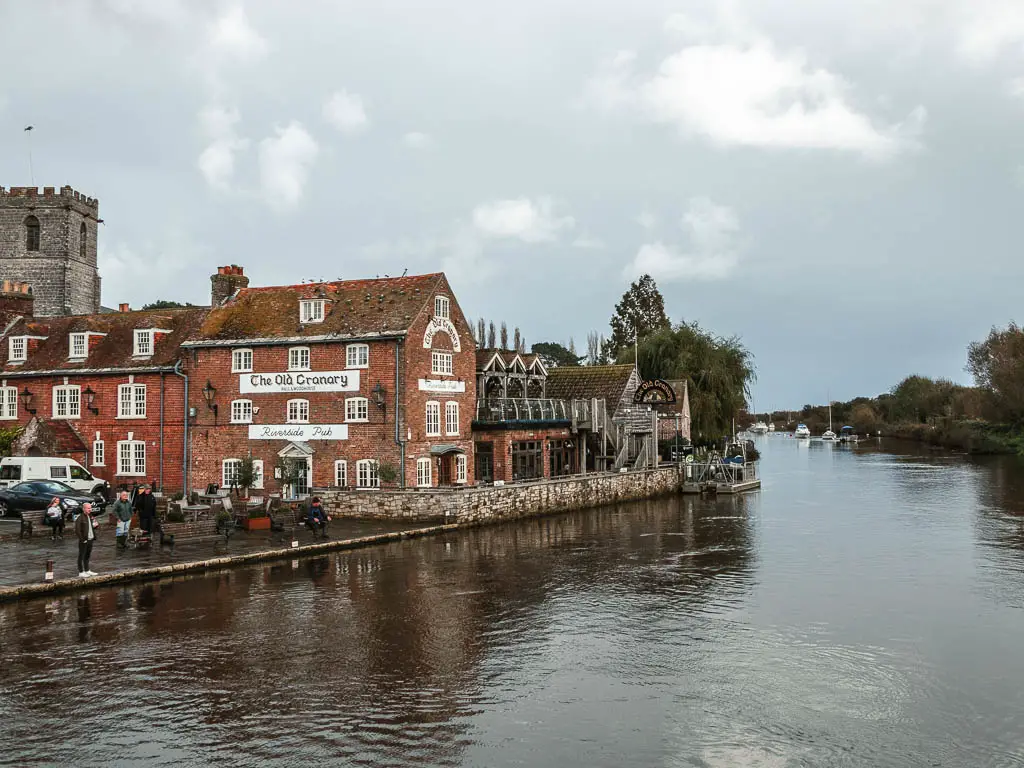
[429,444,465,456]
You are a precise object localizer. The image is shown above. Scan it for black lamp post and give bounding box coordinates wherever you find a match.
[19,387,35,415]
[202,379,218,419]
[83,386,99,415]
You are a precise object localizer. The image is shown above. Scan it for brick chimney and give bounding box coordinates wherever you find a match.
[211,265,249,307]
[0,280,34,328]
[119,303,130,313]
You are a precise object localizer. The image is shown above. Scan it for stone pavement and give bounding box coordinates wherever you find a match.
[0,517,418,588]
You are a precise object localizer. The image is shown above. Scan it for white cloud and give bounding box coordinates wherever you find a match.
[323,90,370,135]
[258,121,319,209]
[208,4,267,62]
[955,1,1024,65]
[586,10,925,159]
[98,0,195,28]
[197,104,248,191]
[572,233,606,250]
[624,197,741,282]
[402,131,432,149]
[99,230,212,306]
[472,197,575,242]
[636,210,657,230]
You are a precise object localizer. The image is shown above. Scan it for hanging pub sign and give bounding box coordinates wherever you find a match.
[240,370,360,395]
[633,379,677,405]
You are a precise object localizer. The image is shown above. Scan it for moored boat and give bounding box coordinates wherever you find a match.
[794,423,811,439]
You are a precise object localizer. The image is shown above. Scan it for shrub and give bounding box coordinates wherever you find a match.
[166,510,186,523]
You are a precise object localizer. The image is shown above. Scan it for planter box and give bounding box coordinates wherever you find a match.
[243,516,271,531]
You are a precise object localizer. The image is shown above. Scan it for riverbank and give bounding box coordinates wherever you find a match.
[882,420,1024,455]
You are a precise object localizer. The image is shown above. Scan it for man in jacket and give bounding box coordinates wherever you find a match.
[74,502,98,577]
[112,491,133,549]
[306,497,330,538]
[134,485,157,534]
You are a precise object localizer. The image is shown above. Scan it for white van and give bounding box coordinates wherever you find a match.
[0,457,108,495]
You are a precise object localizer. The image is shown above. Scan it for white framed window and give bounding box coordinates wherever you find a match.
[93,439,105,467]
[117,440,146,476]
[69,333,87,359]
[334,459,348,487]
[288,346,310,371]
[222,458,241,488]
[356,459,379,488]
[431,351,453,376]
[456,454,467,483]
[133,329,153,357]
[53,385,81,419]
[252,459,264,490]
[232,348,253,373]
[231,399,253,424]
[117,383,146,418]
[287,398,309,423]
[300,300,325,324]
[434,295,450,319]
[416,457,432,487]
[345,397,368,422]
[9,337,26,363]
[0,386,17,420]
[346,343,369,369]
[425,401,441,436]
[445,401,459,436]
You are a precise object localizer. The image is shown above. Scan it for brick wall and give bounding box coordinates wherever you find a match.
[473,426,574,482]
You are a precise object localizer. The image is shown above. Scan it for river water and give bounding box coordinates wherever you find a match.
[2,437,1024,767]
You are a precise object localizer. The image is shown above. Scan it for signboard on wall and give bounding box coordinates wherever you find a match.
[248,424,349,441]
[633,379,677,405]
[422,317,461,352]
[239,370,360,395]
[418,379,466,393]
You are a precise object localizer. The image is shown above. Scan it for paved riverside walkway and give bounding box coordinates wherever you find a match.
[0,517,423,589]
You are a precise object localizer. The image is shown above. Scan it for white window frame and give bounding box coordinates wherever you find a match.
[300,300,325,324]
[434,295,450,319]
[346,343,369,369]
[9,337,26,363]
[455,454,467,484]
[232,348,253,373]
[288,346,310,371]
[53,384,81,419]
[133,329,153,357]
[231,399,253,424]
[117,383,147,419]
[416,457,432,487]
[69,333,88,359]
[356,459,379,489]
[117,440,146,477]
[222,458,242,489]
[431,351,453,376]
[345,397,369,423]
[445,401,460,436]
[425,401,441,437]
[287,398,309,424]
[93,439,105,467]
[252,459,264,490]
[0,386,17,420]
[334,459,348,488]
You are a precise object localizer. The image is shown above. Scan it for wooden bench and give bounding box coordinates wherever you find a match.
[158,519,223,546]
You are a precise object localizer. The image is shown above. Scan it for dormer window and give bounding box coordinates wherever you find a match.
[434,295,450,319]
[8,337,26,363]
[300,300,325,324]
[69,333,88,360]
[133,329,153,357]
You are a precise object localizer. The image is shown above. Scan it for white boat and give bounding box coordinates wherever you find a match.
[750,421,769,434]
[821,401,837,441]
[768,422,776,432]
[794,423,811,439]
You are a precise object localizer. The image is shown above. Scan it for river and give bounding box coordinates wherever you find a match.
[2,437,1024,767]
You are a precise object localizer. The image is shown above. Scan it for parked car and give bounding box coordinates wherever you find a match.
[0,457,109,496]
[0,480,107,521]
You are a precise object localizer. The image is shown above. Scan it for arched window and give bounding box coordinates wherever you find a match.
[79,222,87,259]
[25,216,40,252]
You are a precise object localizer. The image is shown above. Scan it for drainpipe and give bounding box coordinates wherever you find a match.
[172,359,189,494]
[394,339,405,489]
[159,371,165,492]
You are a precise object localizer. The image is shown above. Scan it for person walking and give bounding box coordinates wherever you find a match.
[305,497,330,538]
[134,485,157,535]
[44,497,65,541]
[112,491,133,550]
[75,502,99,577]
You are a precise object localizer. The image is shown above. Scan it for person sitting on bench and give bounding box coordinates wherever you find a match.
[305,497,330,538]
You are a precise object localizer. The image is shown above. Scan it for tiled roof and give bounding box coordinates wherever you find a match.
[1,308,208,374]
[545,364,637,404]
[195,273,445,342]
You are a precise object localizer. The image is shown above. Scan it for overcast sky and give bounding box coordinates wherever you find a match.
[2,0,1023,409]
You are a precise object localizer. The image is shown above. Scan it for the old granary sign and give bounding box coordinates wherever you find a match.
[633,379,677,405]
[248,424,349,440]
[422,317,461,352]
[240,370,361,395]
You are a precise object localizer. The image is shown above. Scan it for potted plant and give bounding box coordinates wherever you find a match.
[243,507,271,531]
[378,460,398,488]
[236,455,257,500]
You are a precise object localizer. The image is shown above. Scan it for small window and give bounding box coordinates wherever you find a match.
[300,300,325,324]
[222,459,242,489]
[346,343,369,369]
[431,351,453,376]
[53,385,81,419]
[356,459,379,488]
[231,399,253,424]
[0,465,21,481]
[50,465,68,480]
[425,401,441,437]
[345,397,368,422]
[287,398,309,423]
[93,440,105,467]
[445,401,459,436]
[288,347,310,371]
[455,454,467,484]
[134,329,153,357]
[0,386,17,420]
[434,295,450,319]
[416,457,432,487]
[232,348,253,373]
[9,337,26,363]
[117,440,146,476]
[334,459,347,487]
[69,333,88,359]
[79,222,87,260]
[117,383,146,418]
[25,216,40,252]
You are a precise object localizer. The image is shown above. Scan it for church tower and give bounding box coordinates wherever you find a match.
[0,185,101,317]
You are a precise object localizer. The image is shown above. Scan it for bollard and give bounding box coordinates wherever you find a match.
[44,559,54,582]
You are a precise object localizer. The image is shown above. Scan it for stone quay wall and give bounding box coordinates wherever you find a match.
[318,466,682,524]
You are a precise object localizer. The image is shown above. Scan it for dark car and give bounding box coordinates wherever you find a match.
[0,480,106,521]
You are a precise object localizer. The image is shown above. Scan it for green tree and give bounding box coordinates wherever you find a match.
[142,300,195,310]
[531,342,583,368]
[605,274,670,359]
[967,322,1024,424]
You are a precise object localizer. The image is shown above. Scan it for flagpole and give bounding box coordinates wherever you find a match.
[24,126,34,186]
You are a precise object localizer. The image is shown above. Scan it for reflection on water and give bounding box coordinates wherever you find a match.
[1,438,1024,767]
